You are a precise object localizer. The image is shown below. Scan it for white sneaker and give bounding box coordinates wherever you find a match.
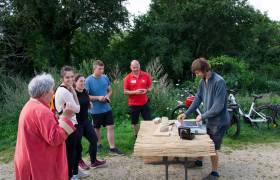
[77,169,90,178]
[71,175,80,180]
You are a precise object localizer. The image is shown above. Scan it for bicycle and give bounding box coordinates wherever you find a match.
[170,89,241,138]
[227,90,280,129]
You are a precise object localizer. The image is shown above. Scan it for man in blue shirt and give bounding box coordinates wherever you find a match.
[86,60,124,156]
[179,58,230,180]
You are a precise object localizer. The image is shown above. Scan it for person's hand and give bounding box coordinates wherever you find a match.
[140,89,147,94]
[98,96,106,102]
[62,102,75,119]
[134,89,143,94]
[177,113,186,124]
[195,115,202,122]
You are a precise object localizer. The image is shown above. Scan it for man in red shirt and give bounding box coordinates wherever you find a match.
[124,60,152,138]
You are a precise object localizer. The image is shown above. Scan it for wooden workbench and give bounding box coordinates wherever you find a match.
[133,121,216,180]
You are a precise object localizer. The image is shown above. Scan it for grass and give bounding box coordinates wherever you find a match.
[81,120,136,158]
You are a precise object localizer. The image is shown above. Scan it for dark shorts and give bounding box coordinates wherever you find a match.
[129,103,152,125]
[207,124,229,150]
[91,111,114,129]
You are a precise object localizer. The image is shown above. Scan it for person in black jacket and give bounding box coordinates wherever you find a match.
[74,74,106,170]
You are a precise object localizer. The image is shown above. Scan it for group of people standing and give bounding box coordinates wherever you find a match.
[14,57,229,180]
[14,59,153,180]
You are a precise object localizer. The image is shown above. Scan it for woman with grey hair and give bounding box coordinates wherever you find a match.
[14,73,76,180]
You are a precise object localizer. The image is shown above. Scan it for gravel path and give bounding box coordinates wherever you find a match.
[1,143,280,180]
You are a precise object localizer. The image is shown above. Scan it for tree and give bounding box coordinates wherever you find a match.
[0,0,128,73]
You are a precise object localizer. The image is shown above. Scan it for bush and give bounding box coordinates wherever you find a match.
[209,55,254,91]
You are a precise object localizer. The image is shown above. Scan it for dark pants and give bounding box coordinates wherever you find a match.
[66,127,78,178]
[76,120,98,164]
[129,102,152,125]
[207,124,229,150]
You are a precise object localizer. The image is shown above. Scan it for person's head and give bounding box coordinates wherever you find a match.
[60,66,75,87]
[74,74,85,90]
[191,58,211,79]
[130,60,140,74]
[28,73,55,103]
[93,60,104,76]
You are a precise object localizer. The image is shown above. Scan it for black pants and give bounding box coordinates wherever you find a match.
[76,119,98,164]
[129,102,152,125]
[66,127,78,178]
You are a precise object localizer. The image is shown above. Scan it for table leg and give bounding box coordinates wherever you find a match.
[184,157,188,180]
[163,156,168,180]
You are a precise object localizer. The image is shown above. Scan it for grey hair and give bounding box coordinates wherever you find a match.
[28,73,55,98]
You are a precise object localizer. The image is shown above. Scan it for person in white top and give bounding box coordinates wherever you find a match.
[55,66,83,180]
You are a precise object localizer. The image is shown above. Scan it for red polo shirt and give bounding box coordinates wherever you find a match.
[124,71,152,106]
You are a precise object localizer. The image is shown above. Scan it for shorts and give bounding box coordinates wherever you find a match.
[129,102,152,125]
[91,111,114,129]
[207,124,229,150]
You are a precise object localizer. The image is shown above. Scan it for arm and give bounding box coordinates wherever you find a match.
[64,90,80,113]
[106,85,112,98]
[147,73,152,92]
[201,80,227,120]
[35,110,75,146]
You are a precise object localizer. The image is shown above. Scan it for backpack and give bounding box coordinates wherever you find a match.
[50,85,71,115]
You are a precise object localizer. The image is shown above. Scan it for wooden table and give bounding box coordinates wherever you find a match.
[134,121,216,180]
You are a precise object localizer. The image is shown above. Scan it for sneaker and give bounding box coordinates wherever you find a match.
[71,175,80,180]
[202,172,220,180]
[91,159,107,169]
[79,159,90,170]
[109,147,125,156]
[76,170,90,179]
[72,170,90,179]
[97,144,103,153]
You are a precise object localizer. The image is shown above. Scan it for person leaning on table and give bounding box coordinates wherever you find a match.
[14,73,76,180]
[178,58,230,180]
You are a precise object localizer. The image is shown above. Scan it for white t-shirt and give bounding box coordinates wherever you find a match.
[55,86,80,124]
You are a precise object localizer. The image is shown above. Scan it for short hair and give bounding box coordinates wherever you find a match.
[130,60,140,67]
[74,74,84,82]
[60,66,74,78]
[28,73,55,98]
[93,60,104,70]
[191,57,211,73]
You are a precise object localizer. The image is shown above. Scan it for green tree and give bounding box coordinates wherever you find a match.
[0,0,128,74]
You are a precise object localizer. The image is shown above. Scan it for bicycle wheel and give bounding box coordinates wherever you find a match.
[170,105,198,120]
[226,109,241,138]
[252,105,276,129]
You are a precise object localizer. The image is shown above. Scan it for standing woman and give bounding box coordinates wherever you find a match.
[14,73,75,180]
[75,74,106,169]
[55,66,81,180]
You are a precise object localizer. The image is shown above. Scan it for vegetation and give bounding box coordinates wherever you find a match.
[0,0,279,162]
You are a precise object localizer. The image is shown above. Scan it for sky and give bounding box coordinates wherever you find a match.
[125,0,280,21]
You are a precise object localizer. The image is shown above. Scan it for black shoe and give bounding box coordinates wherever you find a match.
[109,148,125,156]
[186,160,203,168]
[202,172,220,180]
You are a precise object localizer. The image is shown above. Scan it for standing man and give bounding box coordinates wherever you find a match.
[85,60,124,155]
[178,58,230,180]
[124,60,152,138]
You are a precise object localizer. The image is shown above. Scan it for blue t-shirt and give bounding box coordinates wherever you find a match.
[85,74,112,114]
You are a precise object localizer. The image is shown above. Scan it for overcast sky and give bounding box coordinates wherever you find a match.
[125,0,280,21]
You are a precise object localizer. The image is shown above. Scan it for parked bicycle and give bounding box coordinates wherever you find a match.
[170,89,241,138]
[228,90,280,129]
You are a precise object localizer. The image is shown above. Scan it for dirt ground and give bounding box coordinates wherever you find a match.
[1,143,280,180]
